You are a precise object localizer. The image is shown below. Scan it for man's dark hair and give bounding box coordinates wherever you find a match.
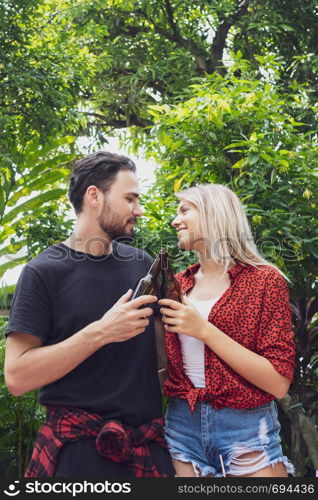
[68,151,136,214]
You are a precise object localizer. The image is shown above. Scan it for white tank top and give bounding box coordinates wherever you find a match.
[178,296,220,388]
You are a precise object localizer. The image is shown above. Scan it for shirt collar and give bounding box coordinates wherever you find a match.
[183,260,247,282]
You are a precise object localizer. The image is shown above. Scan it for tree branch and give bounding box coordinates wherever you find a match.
[153,26,207,74]
[99,68,167,95]
[83,112,153,129]
[98,4,208,75]
[149,2,207,74]
[243,29,260,70]
[208,0,249,74]
[107,22,149,39]
[163,0,181,40]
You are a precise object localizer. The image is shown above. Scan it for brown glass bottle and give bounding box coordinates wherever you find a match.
[131,252,162,299]
[160,248,184,303]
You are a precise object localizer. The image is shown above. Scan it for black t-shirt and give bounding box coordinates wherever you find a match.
[6,242,162,427]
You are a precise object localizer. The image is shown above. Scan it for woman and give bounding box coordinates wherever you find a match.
[158,184,295,477]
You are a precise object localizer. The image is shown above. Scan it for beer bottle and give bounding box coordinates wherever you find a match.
[131,251,162,299]
[160,248,184,303]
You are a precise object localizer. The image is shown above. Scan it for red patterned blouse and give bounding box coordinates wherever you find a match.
[163,261,296,412]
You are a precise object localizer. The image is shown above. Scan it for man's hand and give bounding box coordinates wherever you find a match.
[5,289,158,396]
[94,289,158,344]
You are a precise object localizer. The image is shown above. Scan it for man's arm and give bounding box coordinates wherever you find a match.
[5,291,157,396]
[5,327,104,396]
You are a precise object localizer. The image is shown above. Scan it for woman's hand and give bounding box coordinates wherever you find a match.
[158,297,206,340]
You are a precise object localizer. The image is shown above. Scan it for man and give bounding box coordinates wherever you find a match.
[4,151,174,477]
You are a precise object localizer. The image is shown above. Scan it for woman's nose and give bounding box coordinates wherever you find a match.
[171,215,180,227]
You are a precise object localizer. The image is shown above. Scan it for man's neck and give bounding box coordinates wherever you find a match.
[64,225,113,256]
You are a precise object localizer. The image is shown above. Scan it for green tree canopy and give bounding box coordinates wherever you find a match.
[0,0,318,477]
[139,64,318,297]
[0,0,95,272]
[23,0,318,134]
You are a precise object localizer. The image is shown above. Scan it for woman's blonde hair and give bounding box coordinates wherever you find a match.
[176,184,285,276]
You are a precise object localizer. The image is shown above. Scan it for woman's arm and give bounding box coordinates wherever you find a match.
[158,298,290,399]
[200,321,290,398]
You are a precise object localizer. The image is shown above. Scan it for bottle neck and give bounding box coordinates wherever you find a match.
[159,249,169,272]
[148,254,161,279]
[161,260,173,276]
[143,273,153,283]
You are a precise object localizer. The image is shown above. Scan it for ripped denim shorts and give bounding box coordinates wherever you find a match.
[164,397,294,477]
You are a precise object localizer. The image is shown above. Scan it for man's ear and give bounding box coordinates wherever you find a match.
[85,185,102,208]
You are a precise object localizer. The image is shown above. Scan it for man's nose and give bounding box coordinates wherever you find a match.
[133,203,144,217]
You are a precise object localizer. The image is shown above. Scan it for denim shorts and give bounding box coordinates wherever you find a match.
[165,397,294,477]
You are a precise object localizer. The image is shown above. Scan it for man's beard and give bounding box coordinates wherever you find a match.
[97,201,136,242]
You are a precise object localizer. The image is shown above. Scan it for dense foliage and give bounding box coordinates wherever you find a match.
[139,67,318,294]
[0,0,317,477]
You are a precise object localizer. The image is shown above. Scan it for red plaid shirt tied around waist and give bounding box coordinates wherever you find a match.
[164,262,296,413]
[25,406,168,477]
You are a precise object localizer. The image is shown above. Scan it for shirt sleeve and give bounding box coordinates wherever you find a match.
[5,264,52,343]
[256,269,296,382]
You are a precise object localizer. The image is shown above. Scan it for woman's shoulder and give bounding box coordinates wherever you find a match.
[174,268,188,283]
[246,263,284,278]
[241,263,288,290]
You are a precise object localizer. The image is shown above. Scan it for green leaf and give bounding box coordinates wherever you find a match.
[247,153,259,165]
[270,170,277,185]
[173,173,188,192]
[280,25,295,32]
[0,257,26,279]
[279,159,289,168]
[232,158,246,169]
[0,189,4,215]
[2,189,66,225]
[0,240,27,258]
[157,129,173,148]
[7,169,69,207]
[260,153,273,163]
